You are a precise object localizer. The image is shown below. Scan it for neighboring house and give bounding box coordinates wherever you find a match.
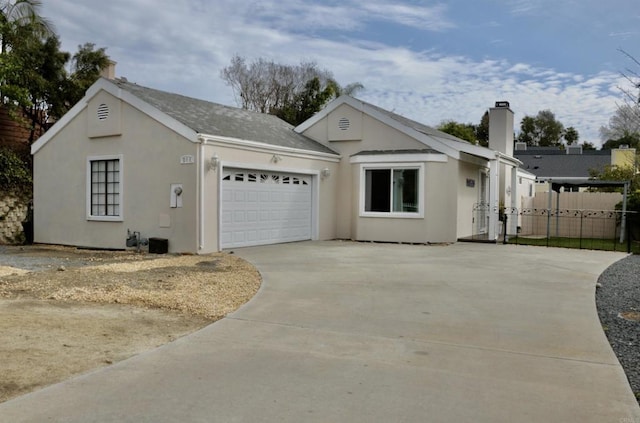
[31,77,522,253]
[514,144,635,192]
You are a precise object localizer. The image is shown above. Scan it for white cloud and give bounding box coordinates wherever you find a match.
[507,0,539,16]
[358,2,455,31]
[41,0,625,146]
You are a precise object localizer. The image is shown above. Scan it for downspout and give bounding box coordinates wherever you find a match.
[197,136,205,251]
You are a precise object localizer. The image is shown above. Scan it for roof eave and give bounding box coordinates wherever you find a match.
[296,95,518,164]
[198,133,341,162]
[32,78,199,155]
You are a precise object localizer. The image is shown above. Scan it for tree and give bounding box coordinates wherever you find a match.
[517,110,565,147]
[476,111,489,147]
[0,0,54,53]
[563,126,579,145]
[1,23,109,141]
[618,49,640,106]
[274,77,338,126]
[599,51,640,150]
[0,146,31,192]
[437,120,477,144]
[220,55,363,125]
[601,132,640,150]
[589,163,638,192]
[582,141,597,150]
[62,43,110,112]
[0,25,69,141]
[599,104,640,147]
[337,82,364,97]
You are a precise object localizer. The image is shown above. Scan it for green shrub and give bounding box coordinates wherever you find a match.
[0,147,31,193]
[615,190,640,212]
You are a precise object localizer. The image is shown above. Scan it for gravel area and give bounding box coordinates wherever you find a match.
[596,254,640,405]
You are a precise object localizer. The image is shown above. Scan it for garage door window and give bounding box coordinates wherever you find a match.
[223,171,309,185]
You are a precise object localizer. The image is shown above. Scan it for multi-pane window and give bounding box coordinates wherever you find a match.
[364,167,419,214]
[90,159,120,217]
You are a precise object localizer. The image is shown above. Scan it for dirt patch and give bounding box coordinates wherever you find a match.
[0,245,261,403]
[619,311,640,322]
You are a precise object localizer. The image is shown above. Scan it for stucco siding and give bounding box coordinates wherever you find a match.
[302,105,434,241]
[349,159,460,244]
[456,160,485,238]
[423,160,458,242]
[198,144,339,252]
[34,93,199,253]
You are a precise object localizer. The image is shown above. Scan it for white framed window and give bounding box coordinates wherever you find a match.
[87,155,123,221]
[359,163,424,218]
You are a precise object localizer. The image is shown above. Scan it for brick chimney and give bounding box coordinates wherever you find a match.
[489,101,514,156]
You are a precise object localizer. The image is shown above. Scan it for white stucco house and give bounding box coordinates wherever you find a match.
[31,77,523,253]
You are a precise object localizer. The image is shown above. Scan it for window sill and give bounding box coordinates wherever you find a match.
[87,216,123,222]
[360,212,424,219]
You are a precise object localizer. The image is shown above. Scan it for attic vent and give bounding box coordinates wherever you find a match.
[338,117,350,130]
[97,104,109,120]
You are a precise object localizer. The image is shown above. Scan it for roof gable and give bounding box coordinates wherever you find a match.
[33,78,338,156]
[114,80,336,155]
[295,95,507,163]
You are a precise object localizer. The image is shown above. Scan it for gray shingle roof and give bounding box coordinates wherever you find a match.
[363,101,473,147]
[515,152,610,179]
[113,79,337,155]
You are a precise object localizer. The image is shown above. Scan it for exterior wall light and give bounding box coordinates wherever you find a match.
[321,168,331,179]
[210,154,219,171]
[271,154,282,163]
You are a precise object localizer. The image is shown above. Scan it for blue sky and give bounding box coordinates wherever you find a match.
[42,0,639,146]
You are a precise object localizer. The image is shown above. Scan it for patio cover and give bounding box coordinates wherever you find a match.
[549,179,630,192]
[545,179,630,242]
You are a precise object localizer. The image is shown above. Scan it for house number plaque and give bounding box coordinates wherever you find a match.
[180,155,195,164]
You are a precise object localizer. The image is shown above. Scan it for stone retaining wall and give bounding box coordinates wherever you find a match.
[0,192,30,244]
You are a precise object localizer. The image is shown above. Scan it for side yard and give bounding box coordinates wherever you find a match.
[0,245,261,403]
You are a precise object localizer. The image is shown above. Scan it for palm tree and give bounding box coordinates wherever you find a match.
[0,0,54,53]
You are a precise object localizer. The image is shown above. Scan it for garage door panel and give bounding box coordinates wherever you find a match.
[246,211,258,222]
[221,169,312,248]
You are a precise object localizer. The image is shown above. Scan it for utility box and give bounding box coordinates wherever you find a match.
[148,237,168,254]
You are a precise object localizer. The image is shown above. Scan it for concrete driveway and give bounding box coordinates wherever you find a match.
[1,241,639,422]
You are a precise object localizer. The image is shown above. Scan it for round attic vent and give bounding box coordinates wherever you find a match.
[97,103,109,120]
[338,117,350,130]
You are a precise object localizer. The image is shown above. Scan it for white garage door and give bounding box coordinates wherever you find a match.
[220,168,312,248]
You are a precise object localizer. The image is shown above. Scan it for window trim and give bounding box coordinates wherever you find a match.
[359,162,424,218]
[86,154,123,221]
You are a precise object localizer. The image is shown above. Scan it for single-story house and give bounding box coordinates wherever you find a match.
[31,76,523,253]
[514,144,636,192]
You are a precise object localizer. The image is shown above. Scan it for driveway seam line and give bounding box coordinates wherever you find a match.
[226,316,619,367]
